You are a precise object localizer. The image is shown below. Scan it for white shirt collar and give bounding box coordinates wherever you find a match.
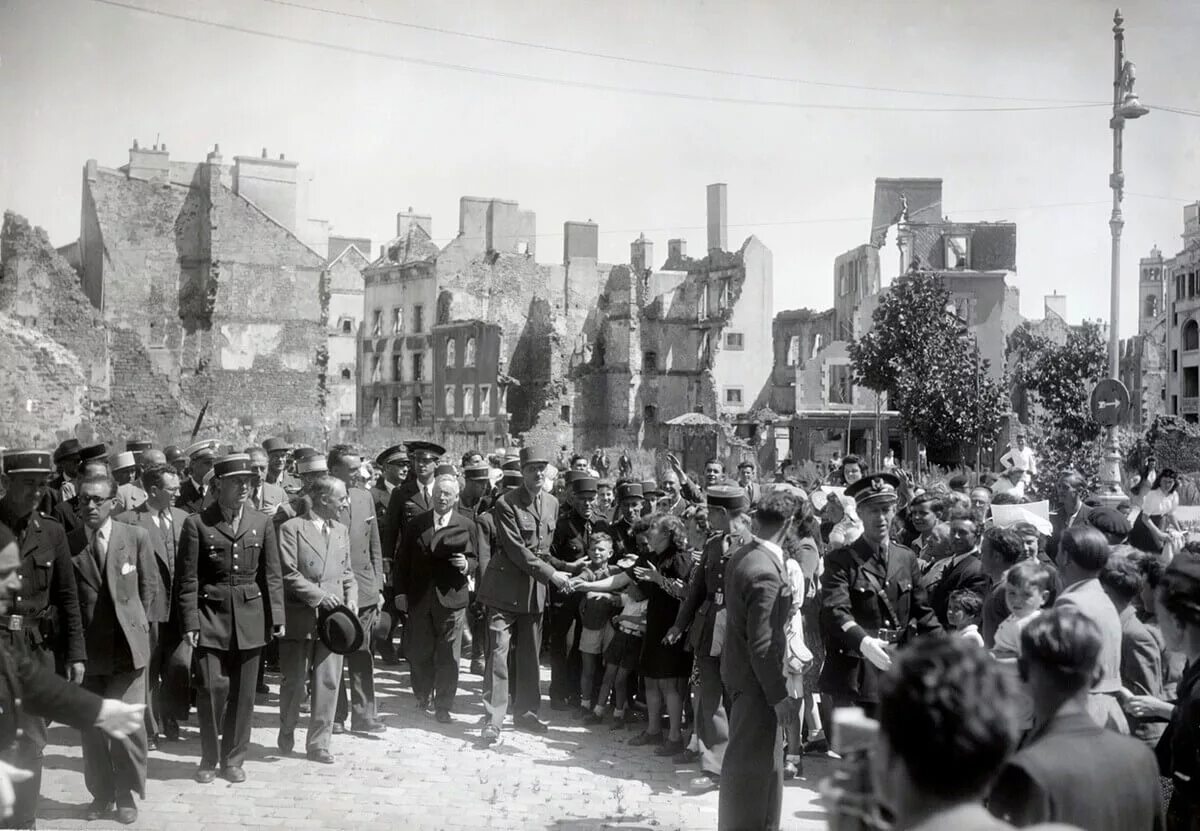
[757,536,785,567]
[434,509,452,529]
[89,517,113,543]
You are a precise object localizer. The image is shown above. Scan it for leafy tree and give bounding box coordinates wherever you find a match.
[850,268,1007,465]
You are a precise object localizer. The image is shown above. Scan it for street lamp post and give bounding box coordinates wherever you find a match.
[1097,8,1149,504]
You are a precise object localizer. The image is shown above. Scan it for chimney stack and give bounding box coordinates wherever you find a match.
[127,139,170,183]
[232,150,299,233]
[706,183,728,252]
[563,221,599,264]
[668,238,688,262]
[630,233,653,272]
[397,208,433,239]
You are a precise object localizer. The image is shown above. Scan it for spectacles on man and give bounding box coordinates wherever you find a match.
[78,494,112,506]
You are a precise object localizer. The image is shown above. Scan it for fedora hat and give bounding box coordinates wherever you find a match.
[317,604,365,655]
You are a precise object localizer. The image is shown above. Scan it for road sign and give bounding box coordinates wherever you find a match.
[1091,379,1130,426]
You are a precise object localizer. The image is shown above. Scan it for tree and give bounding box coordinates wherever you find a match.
[850,268,1007,465]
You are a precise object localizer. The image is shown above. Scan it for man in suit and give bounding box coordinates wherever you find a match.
[818,473,939,716]
[1053,525,1127,733]
[988,607,1162,829]
[326,446,386,735]
[458,464,494,676]
[277,475,356,764]
[52,444,110,536]
[1099,558,1165,742]
[477,447,571,744]
[928,513,993,629]
[718,489,801,831]
[68,471,155,825]
[1049,471,1091,554]
[395,472,477,723]
[0,450,88,827]
[382,441,442,560]
[115,465,189,747]
[176,440,220,514]
[177,453,285,784]
[111,453,147,515]
[734,461,761,507]
[867,637,1019,831]
[246,448,286,516]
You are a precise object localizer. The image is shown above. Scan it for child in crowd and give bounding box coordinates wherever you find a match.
[992,559,1053,733]
[783,536,813,780]
[947,589,985,648]
[584,581,648,728]
[576,534,619,717]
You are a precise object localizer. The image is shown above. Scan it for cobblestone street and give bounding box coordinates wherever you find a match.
[39,661,828,830]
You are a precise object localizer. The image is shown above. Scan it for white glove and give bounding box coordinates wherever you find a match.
[860,636,893,672]
[0,761,31,820]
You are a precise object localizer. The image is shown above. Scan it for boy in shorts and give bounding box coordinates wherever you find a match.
[584,582,647,728]
[576,534,619,717]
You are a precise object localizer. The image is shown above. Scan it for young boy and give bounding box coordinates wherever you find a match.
[992,560,1053,660]
[576,534,619,717]
[584,582,647,729]
[946,589,985,648]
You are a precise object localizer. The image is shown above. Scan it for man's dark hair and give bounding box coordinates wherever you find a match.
[754,490,804,531]
[1060,526,1111,573]
[704,458,724,471]
[1058,471,1087,494]
[879,636,1016,801]
[990,492,1025,506]
[946,508,978,528]
[570,453,588,466]
[1019,606,1101,693]
[142,465,177,492]
[982,527,1024,569]
[1099,557,1143,604]
[77,471,116,497]
[327,444,360,471]
[948,589,984,619]
[1129,549,1165,589]
[841,454,862,470]
[909,493,946,519]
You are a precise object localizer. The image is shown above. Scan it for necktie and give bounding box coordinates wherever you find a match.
[322,521,331,553]
[159,510,174,557]
[254,487,262,511]
[91,529,107,569]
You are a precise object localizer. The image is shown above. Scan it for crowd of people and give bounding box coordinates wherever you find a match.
[0,432,1197,830]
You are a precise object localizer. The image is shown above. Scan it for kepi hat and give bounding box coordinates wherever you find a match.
[1,450,53,475]
[110,451,137,472]
[212,453,254,479]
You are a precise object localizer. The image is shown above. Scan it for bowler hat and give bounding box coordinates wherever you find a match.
[212,453,254,479]
[845,473,901,508]
[262,436,293,454]
[110,451,137,472]
[317,604,365,655]
[53,439,82,463]
[373,609,394,641]
[1087,507,1132,538]
[520,446,551,468]
[79,443,109,463]
[434,525,471,557]
[1,450,53,475]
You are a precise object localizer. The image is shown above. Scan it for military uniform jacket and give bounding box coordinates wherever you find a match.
[719,539,790,706]
[674,532,732,656]
[339,487,384,608]
[382,478,435,562]
[370,482,394,527]
[0,639,100,762]
[0,506,86,663]
[175,478,206,514]
[115,504,189,625]
[477,487,558,615]
[818,536,937,703]
[395,510,478,610]
[177,503,285,651]
[51,497,83,536]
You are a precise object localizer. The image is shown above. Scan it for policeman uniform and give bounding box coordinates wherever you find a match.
[674,486,743,781]
[177,454,285,782]
[607,482,644,565]
[0,449,88,828]
[176,440,220,514]
[381,441,444,560]
[371,445,408,524]
[817,473,938,714]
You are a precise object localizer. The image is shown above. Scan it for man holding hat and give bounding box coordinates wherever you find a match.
[177,453,285,783]
[818,472,938,717]
[477,446,572,743]
[277,474,356,763]
[666,485,752,791]
[177,440,220,514]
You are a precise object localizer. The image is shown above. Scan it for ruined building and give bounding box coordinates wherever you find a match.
[0,143,369,446]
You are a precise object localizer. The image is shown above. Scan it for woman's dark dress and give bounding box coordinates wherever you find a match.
[630,546,694,679]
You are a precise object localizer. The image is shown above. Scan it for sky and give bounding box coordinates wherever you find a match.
[2,0,1199,337]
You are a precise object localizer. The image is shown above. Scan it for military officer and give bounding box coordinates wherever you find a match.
[546,472,605,710]
[371,445,409,523]
[245,448,286,516]
[607,481,645,564]
[177,453,285,784]
[666,485,751,791]
[262,437,301,496]
[382,441,443,561]
[176,440,220,514]
[477,446,572,744]
[817,472,938,716]
[0,450,88,828]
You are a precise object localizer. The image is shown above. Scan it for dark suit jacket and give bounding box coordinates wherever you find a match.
[67,521,155,674]
[719,539,790,707]
[818,536,938,703]
[52,497,83,535]
[1049,504,1092,557]
[988,708,1163,830]
[249,482,286,517]
[477,487,558,615]
[460,505,493,587]
[278,514,354,640]
[0,638,102,757]
[339,488,383,608]
[396,510,478,610]
[382,478,435,562]
[175,478,206,514]
[115,504,188,625]
[177,503,285,651]
[928,551,993,629]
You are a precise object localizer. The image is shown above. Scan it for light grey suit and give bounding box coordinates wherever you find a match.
[277,513,355,753]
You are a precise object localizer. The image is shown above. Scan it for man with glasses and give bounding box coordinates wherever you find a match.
[0,449,87,828]
[115,466,188,748]
[178,454,285,784]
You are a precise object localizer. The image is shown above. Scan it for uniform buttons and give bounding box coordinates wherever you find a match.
[233,566,239,571]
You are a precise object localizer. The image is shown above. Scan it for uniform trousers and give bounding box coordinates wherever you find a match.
[407,593,465,712]
[145,621,185,737]
[336,605,379,727]
[693,655,729,777]
[1,635,50,829]
[483,608,542,728]
[194,646,261,769]
[81,669,147,803]
[547,601,582,703]
[279,638,343,752]
[718,687,783,831]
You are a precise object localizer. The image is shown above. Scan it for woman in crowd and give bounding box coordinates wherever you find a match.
[1131,467,1182,556]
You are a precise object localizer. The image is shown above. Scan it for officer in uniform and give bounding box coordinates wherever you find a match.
[177,453,285,784]
[176,440,220,514]
[0,450,88,828]
[666,485,750,791]
[817,472,938,717]
[607,482,645,564]
[371,445,409,523]
[546,473,605,710]
[262,437,301,496]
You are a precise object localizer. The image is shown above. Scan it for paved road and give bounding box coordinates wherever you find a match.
[39,661,829,830]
